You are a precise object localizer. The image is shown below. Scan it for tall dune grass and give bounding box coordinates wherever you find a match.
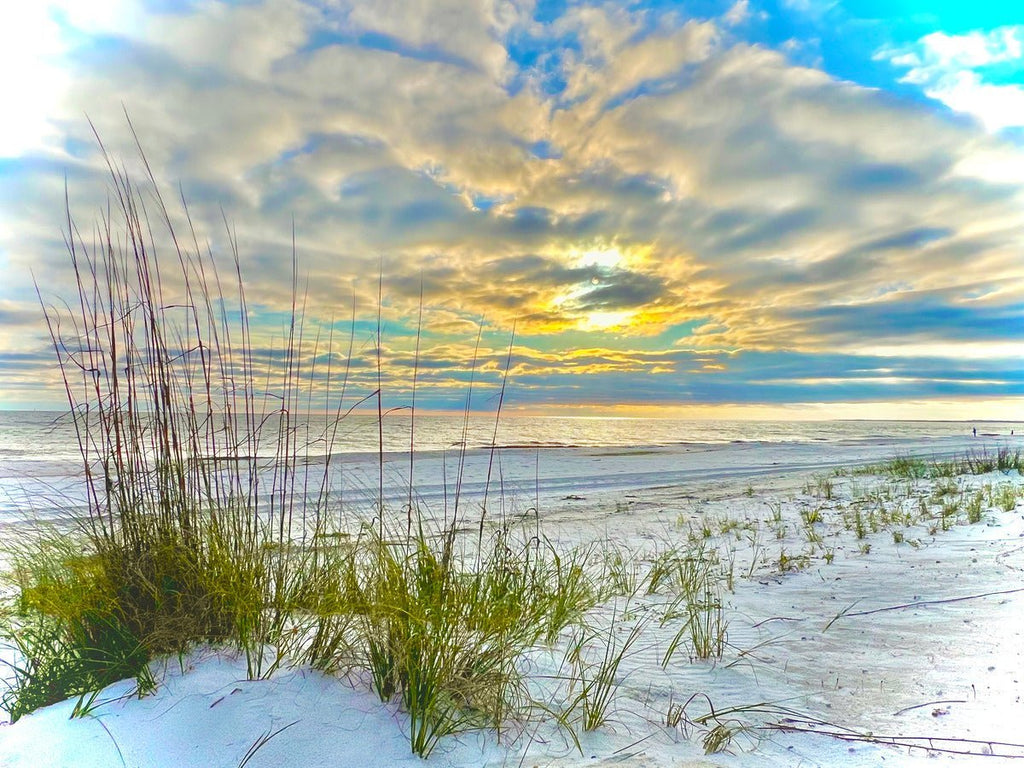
[1,131,744,756]
[5,126,342,714]
[0,133,615,755]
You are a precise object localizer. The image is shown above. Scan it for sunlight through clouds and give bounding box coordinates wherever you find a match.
[582,310,634,331]
[1,0,147,157]
[0,6,67,157]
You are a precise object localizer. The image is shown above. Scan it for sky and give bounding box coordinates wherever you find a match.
[0,0,1022,419]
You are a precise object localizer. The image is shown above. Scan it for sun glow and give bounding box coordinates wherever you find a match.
[545,244,642,331]
[583,310,634,330]
[0,7,66,157]
[579,248,625,270]
[0,1,141,157]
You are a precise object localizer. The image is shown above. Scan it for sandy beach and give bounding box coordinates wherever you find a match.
[1,435,1021,767]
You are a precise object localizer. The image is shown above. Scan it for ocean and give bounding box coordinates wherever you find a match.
[1,411,1021,528]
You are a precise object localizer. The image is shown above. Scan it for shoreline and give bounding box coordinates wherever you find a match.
[2,433,1021,542]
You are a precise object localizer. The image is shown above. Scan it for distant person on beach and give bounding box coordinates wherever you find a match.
[973,427,977,437]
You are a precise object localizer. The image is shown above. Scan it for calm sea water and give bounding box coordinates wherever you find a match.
[1,410,1020,526]
[2,410,1018,463]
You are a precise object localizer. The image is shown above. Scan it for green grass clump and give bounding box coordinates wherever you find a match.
[566,612,644,732]
[659,540,728,664]
[860,455,929,479]
[1,535,154,721]
[863,449,1023,481]
[599,543,641,598]
[803,476,834,500]
[342,524,588,756]
[992,484,1019,512]
[965,491,984,524]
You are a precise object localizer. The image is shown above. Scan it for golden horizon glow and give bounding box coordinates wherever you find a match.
[503,397,1024,422]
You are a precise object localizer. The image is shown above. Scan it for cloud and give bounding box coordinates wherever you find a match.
[336,0,521,81]
[878,26,1024,133]
[143,0,313,80]
[1,0,1023,411]
[723,1,749,27]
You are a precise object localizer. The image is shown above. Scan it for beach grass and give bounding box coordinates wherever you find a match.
[0,134,741,757]
[860,449,1024,480]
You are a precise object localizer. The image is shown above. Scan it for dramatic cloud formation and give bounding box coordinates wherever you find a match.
[0,0,1021,417]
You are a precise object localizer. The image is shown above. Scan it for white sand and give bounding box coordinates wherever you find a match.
[2,437,1022,767]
